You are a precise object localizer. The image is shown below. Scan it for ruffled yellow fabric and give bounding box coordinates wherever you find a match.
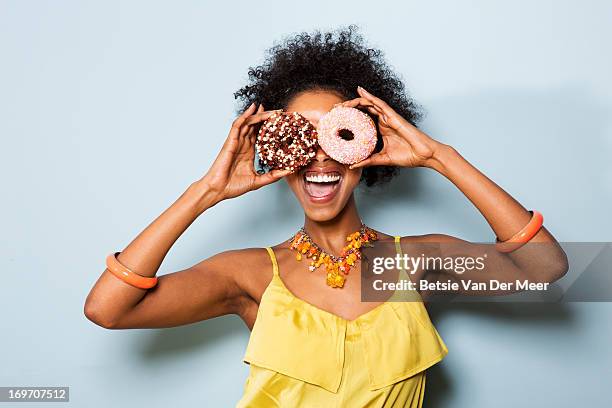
[237,237,448,407]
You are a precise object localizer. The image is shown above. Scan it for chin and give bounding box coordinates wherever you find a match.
[303,204,347,223]
[286,161,361,221]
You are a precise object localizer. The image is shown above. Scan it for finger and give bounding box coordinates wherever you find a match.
[241,107,282,156]
[239,109,281,142]
[340,97,374,109]
[253,103,264,137]
[356,89,401,129]
[234,104,257,153]
[348,154,388,169]
[238,125,255,155]
[225,103,258,150]
[252,169,293,189]
[253,104,265,134]
[340,98,382,114]
[239,103,259,139]
[214,103,259,165]
[243,101,258,116]
[231,102,258,131]
[357,86,397,120]
[339,98,385,118]
[348,157,374,169]
[244,109,282,127]
[360,105,384,119]
[242,120,259,151]
[246,122,257,146]
[239,107,275,136]
[357,86,391,109]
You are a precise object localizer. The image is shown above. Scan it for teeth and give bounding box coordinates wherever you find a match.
[305,173,341,183]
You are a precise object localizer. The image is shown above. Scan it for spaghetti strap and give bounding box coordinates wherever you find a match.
[265,247,279,276]
[393,236,409,283]
[394,235,402,255]
[393,235,405,273]
[391,235,424,302]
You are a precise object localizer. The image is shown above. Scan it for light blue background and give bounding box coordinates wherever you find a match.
[1,1,611,407]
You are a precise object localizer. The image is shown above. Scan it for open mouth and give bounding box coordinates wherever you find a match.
[302,170,342,202]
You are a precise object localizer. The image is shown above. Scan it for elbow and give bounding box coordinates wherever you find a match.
[544,250,569,283]
[520,249,569,284]
[83,300,118,330]
[555,257,570,282]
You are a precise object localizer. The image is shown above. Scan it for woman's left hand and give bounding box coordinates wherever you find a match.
[340,86,444,169]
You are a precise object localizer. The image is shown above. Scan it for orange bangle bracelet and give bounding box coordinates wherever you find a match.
[495,210,544,253]
[106,252,158,289]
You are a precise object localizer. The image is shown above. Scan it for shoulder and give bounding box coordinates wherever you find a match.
[399,233,465,243]
[365,230,460,243]
[203,247,281,304]
[267,240,297,266]
[203,247,274,273]
[393,233,466,256]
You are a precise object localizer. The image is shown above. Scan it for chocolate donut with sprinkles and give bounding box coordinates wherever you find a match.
[255,111,318,172]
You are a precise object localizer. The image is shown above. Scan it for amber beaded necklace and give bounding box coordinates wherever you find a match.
[288,224,378,288]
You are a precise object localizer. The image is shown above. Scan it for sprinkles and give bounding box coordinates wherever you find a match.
[317,106,377,165]
[255,111,318,172]
[255,107,377,172]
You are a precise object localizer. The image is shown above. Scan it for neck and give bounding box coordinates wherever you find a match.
[302,195,363,256]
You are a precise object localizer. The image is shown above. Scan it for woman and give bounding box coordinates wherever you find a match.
[84,26,567,407]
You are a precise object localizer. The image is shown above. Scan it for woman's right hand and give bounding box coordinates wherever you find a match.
[200,103,291,205]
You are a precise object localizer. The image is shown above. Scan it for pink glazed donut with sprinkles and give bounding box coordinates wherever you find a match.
[317,106,377,164]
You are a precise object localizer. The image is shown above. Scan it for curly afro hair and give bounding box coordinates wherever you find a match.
[234,25,424,186]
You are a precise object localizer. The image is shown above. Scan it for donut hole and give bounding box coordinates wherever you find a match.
[337,128,354,141]
[286,137,294,145]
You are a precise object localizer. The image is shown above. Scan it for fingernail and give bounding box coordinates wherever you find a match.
[249,102,255,108]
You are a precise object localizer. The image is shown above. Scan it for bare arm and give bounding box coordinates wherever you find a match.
[84,103,290,329]
[420,145,568,284]
[344,87,568,289]
[83,181,237,329]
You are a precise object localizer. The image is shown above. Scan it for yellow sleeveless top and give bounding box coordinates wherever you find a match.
[237,236,448,407]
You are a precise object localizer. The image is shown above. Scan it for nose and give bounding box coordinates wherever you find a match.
[313,145,331,163]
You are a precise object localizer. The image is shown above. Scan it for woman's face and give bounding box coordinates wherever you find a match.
[283,90,363,222]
